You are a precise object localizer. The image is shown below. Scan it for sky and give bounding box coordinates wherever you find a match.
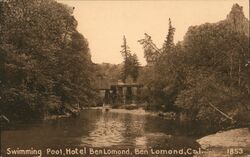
[58,0,249,65]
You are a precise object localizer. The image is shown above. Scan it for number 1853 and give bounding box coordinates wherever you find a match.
[227,148,243,155]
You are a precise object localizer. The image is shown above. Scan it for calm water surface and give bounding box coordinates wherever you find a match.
[2,109,205,156]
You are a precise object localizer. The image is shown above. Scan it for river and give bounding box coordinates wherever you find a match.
[1,109,226,157]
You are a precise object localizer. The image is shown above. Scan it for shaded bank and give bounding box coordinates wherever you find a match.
[104,104,250,135]
[0,0,95,122]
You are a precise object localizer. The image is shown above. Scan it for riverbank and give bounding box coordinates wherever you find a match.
[37,106,250,135]
[43,113,72,120]
[92,107,170,121]
[40,105,250,141]
[196,127,250,157]
[107,108,177,120]
[91,107,250,136]
[100,104,178,119]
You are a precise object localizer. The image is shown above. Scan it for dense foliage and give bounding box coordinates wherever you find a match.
[139,4,250,125]
[0,0,94,121]
[92,63,122,89]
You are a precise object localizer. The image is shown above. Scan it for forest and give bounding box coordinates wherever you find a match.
[0,0,95,120]
[0,0,249,130]
[137,4,249,127]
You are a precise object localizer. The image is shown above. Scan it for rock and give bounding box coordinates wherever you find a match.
[197,128,250,149]
[226,4,249,36]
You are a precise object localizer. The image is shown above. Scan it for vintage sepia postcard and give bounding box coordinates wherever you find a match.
[0,0,249,157]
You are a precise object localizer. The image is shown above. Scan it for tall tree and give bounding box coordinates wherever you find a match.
[120,36,141,83]
[162,18,176,53]
[120,35,131,82]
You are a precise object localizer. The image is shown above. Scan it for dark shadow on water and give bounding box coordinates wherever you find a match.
[1,109,212,156]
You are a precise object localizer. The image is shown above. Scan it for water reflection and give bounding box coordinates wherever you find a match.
[80,110,150,147]
[2,109,200,150]
[135,136,147,148]
[81,112,126,147]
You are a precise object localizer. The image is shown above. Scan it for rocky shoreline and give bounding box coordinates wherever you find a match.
[196,128,250,157]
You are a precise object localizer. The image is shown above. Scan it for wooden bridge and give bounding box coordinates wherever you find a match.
[98,83,143,105]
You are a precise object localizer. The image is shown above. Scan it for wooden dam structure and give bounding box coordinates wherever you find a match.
[98,82,143,105]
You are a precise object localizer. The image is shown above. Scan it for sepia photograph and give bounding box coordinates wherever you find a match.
[0,0,249,157]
